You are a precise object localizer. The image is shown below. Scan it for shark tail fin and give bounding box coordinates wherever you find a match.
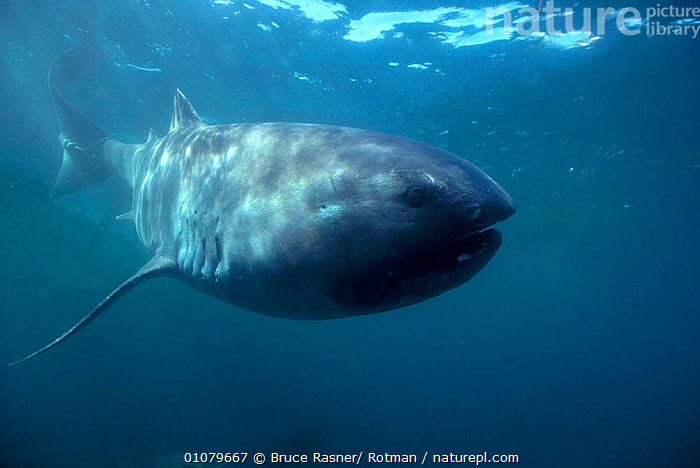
[7,253,179,367]
[49,47,113,198]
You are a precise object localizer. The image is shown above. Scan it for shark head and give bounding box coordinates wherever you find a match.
[231,127,516,317]
[322,132,515,312]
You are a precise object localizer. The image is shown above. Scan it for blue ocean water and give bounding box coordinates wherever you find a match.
[1,1,698,467]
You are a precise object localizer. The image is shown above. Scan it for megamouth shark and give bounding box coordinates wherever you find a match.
[9,48,515,366]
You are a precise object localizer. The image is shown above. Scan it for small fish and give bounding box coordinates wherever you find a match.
[604,145,617,157]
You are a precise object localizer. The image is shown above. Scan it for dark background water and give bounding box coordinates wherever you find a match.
[1,1,698,467]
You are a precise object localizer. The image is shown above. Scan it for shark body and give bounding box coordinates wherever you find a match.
[9,48,515,365]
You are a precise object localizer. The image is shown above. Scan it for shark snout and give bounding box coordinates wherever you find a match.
[461,183,516,230]
[485,189,516,223]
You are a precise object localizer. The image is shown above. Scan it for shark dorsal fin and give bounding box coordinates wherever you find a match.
[169,89,202,132]
[146,128,157,145]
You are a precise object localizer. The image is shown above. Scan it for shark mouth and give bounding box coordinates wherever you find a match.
[379,228,502,307]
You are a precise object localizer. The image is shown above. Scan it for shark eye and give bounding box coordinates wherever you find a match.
[406,185,428,208]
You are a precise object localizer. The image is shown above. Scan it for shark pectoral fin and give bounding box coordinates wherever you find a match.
[116,211,134,221]
[7,252,179,367]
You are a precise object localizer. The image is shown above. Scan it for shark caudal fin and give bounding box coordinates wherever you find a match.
[7,253,179,367]
[49,47,113,198]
